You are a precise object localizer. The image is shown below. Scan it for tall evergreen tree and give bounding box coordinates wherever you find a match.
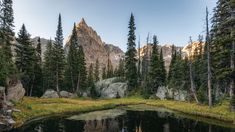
[43,40,54,92]
[102,66,106,80]
[94,58,100,82]
[211,0,235,99]
[106,52,113,78]
[148,35,162,94]
[76,45,87,93]
[32,37,43,96]
[159,48,167,86]
[0,0,15,84]
[125,13,138,92]
[15,24,35,96]
[0,0,14,61]
[52,14,66,94]
[168,45,176,82]
[117,58,125,77]
[66,23,80,92]
[87,64,94,88]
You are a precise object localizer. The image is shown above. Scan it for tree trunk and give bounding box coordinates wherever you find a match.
[206,7,212,107]
[230,4,235,98]
[76,73,80,94]
[189,62,199,103]
[29,74,35,97]
[56,64,60,97]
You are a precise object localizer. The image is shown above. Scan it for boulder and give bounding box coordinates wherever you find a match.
[6,80,25,101]
[155,87,187,101]
[41,89,59,98]
[60,91,77,98]
[95,77,127,99]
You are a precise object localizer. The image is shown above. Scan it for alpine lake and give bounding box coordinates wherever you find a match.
[10,105,235,132]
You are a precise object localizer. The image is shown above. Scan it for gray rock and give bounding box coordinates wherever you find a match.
[155,87,187,101]
[6,80,25,101]
[95,77,127,99]
[60,91,77,98]
[41,89,59,98]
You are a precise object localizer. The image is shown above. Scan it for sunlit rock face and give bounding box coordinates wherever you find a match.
[65,18,124,70]
[137,42,204,71]
[95,77,127,99]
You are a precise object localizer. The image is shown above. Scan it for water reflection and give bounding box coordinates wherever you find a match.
[11,110,235,132]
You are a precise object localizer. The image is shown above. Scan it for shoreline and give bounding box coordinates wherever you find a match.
[13,97,235,128]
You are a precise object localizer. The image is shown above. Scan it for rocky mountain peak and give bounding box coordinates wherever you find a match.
[65,19,124,69]
[77,18,88,28]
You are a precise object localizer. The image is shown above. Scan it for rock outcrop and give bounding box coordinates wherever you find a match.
[6,78,25,101]
[155,86,187,101]
[41,89,77,98]
[138,42,204,71]
[95,77,127,99]
[41,89,59,98]
[65,18,124,69]
[60,91,77,98]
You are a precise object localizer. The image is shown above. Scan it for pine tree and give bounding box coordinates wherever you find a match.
[94,58,100,82]
[15,24,35,96]
[102,66,106,80]
[168,45,177,82]
[87,64,94,88]
[32,37,43,96]
[125,13,138,92]
[88,64,99,99]
[66,23,80,92]
[159,48,167,86]
[0,0,14,62]
[211,0,235,99]
[0,48,10,86]
[117,58,125,77]
[106,52,113,78]
[148,35,162,94]
[76,46,87,93]
[0,0,15,83]
[52,14,65,94]
[43,40,54,92]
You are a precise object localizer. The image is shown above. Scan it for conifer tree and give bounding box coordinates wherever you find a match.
[94,58,100,82]
[102,66,106,80]
[87,64,94,87]
[66,23,80,92]
[148,35,162,94]
[125,13,138,91]
[43,40,54,91]
[117,58,125,77]
[211,0,235,99]
[159,48,167,86]
[106,52,113,78]
[52,14,65,94]
[15,24,35,96]
[76,46,87,92]
[168,45,176,82]
[0,0,15,84]
[0,0,14,62]
[32,37,43,96]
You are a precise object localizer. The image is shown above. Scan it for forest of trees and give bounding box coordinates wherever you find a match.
[0,0,234,110]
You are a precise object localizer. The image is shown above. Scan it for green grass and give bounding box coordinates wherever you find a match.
[13,97,235,128]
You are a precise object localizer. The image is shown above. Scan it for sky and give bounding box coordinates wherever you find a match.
[13,0,217,51]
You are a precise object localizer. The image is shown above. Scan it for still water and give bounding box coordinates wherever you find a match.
[11,108,235,132]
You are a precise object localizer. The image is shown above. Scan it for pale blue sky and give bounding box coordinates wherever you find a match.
[13,0,217,51]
